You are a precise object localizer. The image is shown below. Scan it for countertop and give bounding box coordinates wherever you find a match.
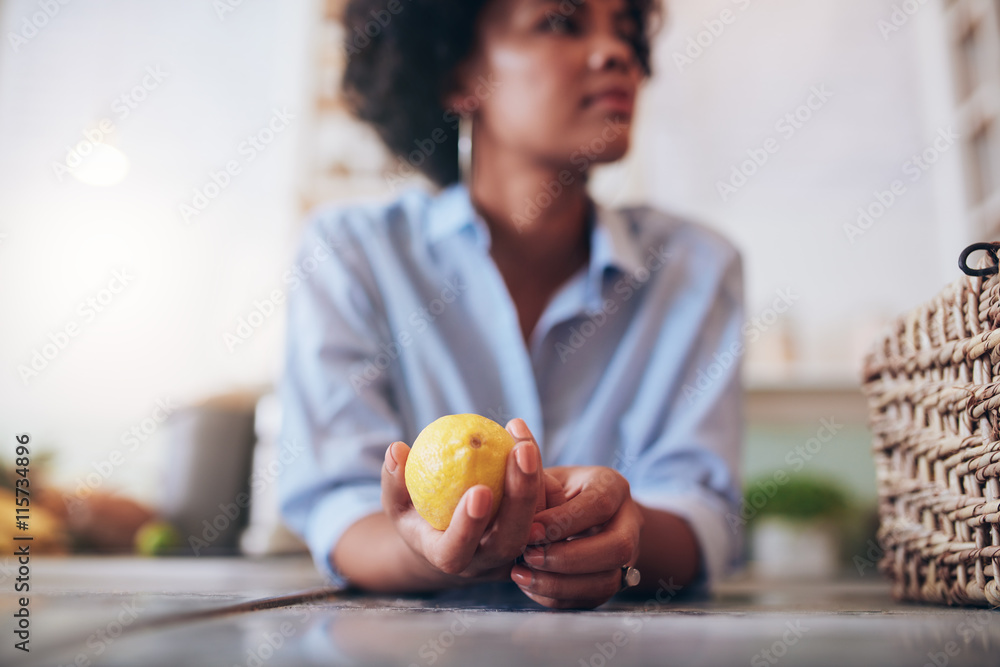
[2,556,997,666]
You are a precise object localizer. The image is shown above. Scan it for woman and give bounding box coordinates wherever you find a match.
[278,0,745,609]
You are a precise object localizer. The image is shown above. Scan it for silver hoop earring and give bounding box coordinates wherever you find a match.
[458,114,473,187]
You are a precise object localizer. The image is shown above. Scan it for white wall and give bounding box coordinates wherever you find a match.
[594,0,964,384]
[0,0,967,497]
[0,0,316,500]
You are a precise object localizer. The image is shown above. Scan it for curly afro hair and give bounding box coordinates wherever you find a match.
[340,0,663,188]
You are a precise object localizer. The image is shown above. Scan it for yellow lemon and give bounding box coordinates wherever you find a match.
[405,414,515,530]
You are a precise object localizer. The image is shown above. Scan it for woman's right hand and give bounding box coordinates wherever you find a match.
[380,418,549,583]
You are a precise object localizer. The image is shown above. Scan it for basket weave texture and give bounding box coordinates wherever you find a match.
[862,259,1000,608]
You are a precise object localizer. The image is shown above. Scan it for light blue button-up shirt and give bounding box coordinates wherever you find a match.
[277,181,745,589]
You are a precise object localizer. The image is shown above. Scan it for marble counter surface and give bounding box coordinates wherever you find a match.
[2,556,996,666]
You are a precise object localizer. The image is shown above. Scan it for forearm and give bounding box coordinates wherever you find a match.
[632,503,702,592]
[332,511,484,593]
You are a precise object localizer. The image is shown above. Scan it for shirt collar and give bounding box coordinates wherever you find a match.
[427,181,648,281]
[589,200,647,280]
[426,181,491,249]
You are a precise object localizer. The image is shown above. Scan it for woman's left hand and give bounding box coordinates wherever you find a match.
[510,464,644,609]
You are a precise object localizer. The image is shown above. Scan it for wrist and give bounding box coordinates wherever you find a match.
[633,503,701,590]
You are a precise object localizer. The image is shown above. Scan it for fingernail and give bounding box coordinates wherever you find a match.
[511,565,532,587]
[467,487,490,520]
[509,419,531,441]
[529,522,546,543]
[384,443,398,473]
[515,444,537,474]
[523,547,544,566]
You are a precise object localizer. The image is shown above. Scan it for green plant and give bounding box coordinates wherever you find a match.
[743,474,852,523]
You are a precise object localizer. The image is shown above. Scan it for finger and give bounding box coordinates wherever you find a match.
[422,485,495,575]
[521,503,638,574]
[543,471,568,509]
[518,591,611,610]
[383,442,493,576]
[530,468,627,544]
[534,471,547,514]
[381,440,440,552]
[511,564,620,608]
[477,562,517,583]
[498,420,542,525]
[380,441,412,520]
[475,419,541,561]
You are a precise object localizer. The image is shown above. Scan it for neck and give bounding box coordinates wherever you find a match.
[467,140,592,274]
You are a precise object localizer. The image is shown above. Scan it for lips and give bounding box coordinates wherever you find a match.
[583,87,634,114]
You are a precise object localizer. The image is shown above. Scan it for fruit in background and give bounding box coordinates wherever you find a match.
[134,519,183,556]
[0,489,67,553]
[0,457,156,553]
[404,414,516,530]
[60,492,157,553]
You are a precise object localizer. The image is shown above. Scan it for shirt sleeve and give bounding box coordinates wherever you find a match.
[277,212,402,589]
[626,242,745,590]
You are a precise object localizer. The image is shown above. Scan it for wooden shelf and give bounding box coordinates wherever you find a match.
[746,384,868,425]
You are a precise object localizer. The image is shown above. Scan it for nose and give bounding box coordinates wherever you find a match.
[586,29,635,72]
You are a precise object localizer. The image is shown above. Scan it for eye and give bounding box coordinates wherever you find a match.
[616,15,640,42]
[539,13,578,35]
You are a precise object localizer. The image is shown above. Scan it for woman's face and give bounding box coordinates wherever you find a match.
[451,0,645,173]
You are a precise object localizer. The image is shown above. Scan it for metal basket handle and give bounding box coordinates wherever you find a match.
[959,242,1000,277]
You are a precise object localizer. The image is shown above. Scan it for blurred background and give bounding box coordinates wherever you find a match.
[0,0,997,574]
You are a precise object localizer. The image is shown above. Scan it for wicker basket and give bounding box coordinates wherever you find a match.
[862,243,1000,608]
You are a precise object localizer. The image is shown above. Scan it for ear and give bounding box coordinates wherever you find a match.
[441,55,484,115]
[442,90,467,116]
